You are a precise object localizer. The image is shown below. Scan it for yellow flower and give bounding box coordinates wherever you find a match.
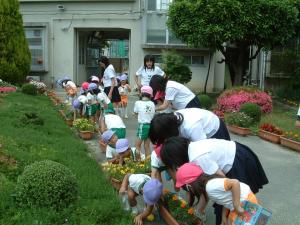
[294,134,299,138]
[172,195,178,201]
[180,202,186,208]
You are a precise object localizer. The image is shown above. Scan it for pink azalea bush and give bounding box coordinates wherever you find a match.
[217,87,272,113]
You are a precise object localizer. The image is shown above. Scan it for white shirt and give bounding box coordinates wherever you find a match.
[151,151,165,169]
[118,85,130,96]
[103,64,117,87]
[136,66,165,86]
[176,108,220,141]
[165,81,195,109]
[134,100,155,124]
[206,178,252,211]
[106,145,117,159]
[97,92,111,106]
[129,174,151,194]
[104,114,126,129]
[86,92,97,105]
[188,139,236,175]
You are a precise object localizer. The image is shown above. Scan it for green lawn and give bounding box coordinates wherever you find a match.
[0,92,131,225]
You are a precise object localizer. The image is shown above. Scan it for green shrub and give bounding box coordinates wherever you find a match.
[73,118,94,131]
[225,112,253,128]
[161,50,192,84]
[22,84,37,95]
[239,103,261,123]
[0,0,31,83]
[198,94,213,110]
[15,160,78,208]
[18,112,44,126]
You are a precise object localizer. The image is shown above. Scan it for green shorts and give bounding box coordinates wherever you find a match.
[85,104,98,116]
[111,128,126,139]
[136,123,150,140]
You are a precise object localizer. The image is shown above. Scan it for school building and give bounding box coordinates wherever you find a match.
[19,0,225,92]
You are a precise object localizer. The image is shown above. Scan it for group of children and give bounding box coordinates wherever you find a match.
[56,68,269,225]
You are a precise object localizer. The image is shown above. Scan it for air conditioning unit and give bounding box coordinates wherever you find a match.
[26,76,40,81]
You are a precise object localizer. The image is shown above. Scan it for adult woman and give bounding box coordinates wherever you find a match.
[98,56,121,111]
[149,108,230,145]
[135,55,165,90]
[149,75,201,111]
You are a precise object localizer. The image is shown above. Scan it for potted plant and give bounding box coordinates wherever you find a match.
[258,123,283,144]
[280,131,300,152]
[73,118,95,140]
[64,108,74,127]
[160,189,203,225]
[102,157,151,190]
[225,112,252,136]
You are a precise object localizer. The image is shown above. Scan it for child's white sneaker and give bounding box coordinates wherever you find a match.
[124,114,128,119]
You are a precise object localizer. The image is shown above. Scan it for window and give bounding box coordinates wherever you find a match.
[146,14,167,43]
[25,27,47,71]
[147,0,173,11]
[183,55,206,66]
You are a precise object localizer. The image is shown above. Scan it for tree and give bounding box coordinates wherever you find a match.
[161,50,192,84]
[0,0,31,84]
[167,0,299,85]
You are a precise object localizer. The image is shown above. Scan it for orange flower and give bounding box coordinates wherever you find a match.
[172,195,178,201]
[187,207,194,215]
[294,134,299,138]
[163,189,170,195]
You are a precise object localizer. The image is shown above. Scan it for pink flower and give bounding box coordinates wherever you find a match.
[0,87,16,93]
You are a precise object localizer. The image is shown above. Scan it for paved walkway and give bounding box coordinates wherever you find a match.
[55,89,300,225]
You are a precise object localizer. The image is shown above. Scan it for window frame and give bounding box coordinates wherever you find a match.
[24,23,49,72]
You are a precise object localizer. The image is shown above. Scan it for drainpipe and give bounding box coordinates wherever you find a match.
[51,17,55,89]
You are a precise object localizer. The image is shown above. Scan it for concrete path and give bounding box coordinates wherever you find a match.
[55,89,300,225]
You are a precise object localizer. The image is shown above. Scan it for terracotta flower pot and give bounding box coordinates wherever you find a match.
[159,205,203,225]
[280,136,300,152]
[65,119,73,127]
[159,206,180,225]
[227,125,251,136]
[258,130,282,144]
[110,177,122,190]
[79,131,94,140]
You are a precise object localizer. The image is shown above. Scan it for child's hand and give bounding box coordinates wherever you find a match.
[133,215,143,225]
[235,205,245,216]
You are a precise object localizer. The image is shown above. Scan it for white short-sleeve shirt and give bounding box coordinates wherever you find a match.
[103,64,117,87]
[136,66,165,86]
[176,108,220,141]
[188,139,236,175]
[106,145,117,159]
[206,178,252,211]
[129,174,151,194]
[118,85,130,96]
[86,92,97,104]
[104,114,126,129]
[165,81,195,109]
[134,100,155,124]
[97,92,111,105]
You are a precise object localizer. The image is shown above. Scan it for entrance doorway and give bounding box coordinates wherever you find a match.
[75,28,130,84]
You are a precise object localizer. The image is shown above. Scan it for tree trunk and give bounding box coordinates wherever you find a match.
[204,52,212,94]
[224,45,250,85]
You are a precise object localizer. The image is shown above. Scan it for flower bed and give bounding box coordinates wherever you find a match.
[161,189,202,225]
[217,87,272,113]
[258,123,283,144]
[280,131,300,152]
[0,87,16,93]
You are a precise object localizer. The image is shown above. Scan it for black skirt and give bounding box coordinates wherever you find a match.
[104,86,121,103]
[185,96,201,108]
[226,142,269,193]
[210,118,231,141]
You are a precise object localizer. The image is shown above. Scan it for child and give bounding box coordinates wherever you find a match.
[86,83,100,124]
[175,163,259,225]
[99,107,126,138]
[119,175,163,225]
[97,88,113,115]
[118,74,131,118]
[133,86,155,157]
[100,130,119,162]
[115,138,145,165]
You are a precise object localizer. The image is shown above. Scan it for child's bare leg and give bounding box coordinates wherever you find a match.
[135,138,143,160]
[127,188,137,207]
[144,138,151,157]
[123,102,128,118]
